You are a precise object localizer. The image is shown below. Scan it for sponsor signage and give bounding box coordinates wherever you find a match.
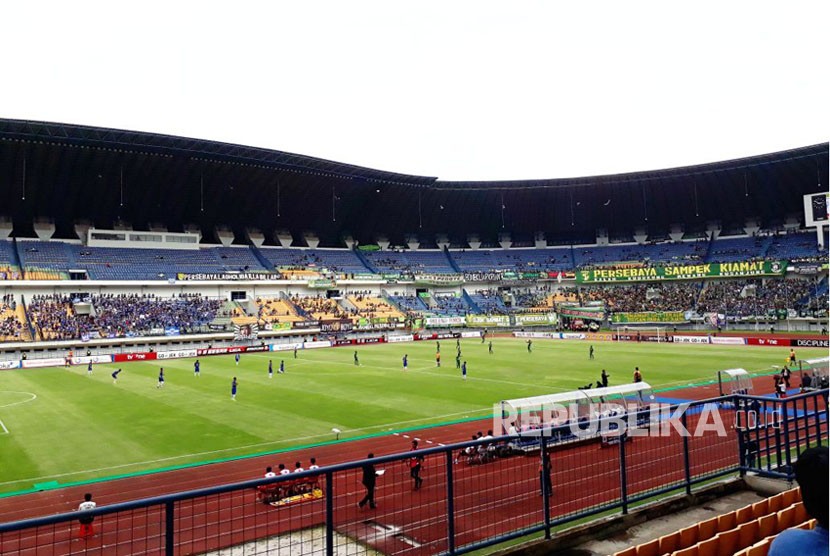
[795,338,829,348]
[460,331,482,338]
[197,346,247,356]
[0,360,20,370]
[424,316,466,327]
[710,337,746,345]
[22,357,66,368]
[176,272,275,281]
[387,334,414,343]
[611,311,687,324]
[585,332,615,342]
[672,335,711,344]
[245,345,270,353]
[320,319,354,333]
[157,349,198,359]
[746,337,789,346]
[71,355,114,365]
[576,260,787,283]
[308,279,335,289]
[292,320,320,330]
[114,352,158,362]
[303,341,332,349]
[269,322,292,331]
[271,342,304,352]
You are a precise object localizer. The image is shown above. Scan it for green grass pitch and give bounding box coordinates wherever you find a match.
[0,338,824,496]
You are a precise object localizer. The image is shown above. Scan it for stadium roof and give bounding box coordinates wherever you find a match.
[0,118,827,245]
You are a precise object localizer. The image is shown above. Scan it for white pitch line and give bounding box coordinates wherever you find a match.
[0,391,38,409]
[0,419,8,434]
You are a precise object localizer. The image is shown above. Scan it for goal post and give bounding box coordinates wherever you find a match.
[611,325,667,342]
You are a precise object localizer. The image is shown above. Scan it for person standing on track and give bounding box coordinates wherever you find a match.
[601,369,609,388]
[77,493,96,539]
[194,359,200,377]
[157,368,165,388]
[358,453,377,509]
[409,440,424,490]
[231,376,238,400]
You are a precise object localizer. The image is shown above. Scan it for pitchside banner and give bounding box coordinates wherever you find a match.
[576,260,787,283]
[558,306,605,321]
[424,316,466,327]
[611,311,687,324]
[465,314,511,327]
[513,313,558,326]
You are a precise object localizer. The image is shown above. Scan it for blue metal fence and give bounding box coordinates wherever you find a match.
[0,391,825,556]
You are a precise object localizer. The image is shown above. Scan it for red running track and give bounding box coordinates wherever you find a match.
[0,381,794,555]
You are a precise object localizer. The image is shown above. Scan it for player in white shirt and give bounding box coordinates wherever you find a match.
[309,457,320,470]
[264,466,276,478]
[278,463,290,475]
[293,461,304,473]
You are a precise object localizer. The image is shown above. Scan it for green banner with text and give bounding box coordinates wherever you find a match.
[576,260,786,283]
[610,311,687,324]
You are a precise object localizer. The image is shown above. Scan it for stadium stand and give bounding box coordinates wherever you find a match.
[15,242,270,280]
[615,488,810,556]
[290,295,349,321]
[25,293,224,340]
[388,294,430,313]
[362,249,455,274]
[583,282,701,313]
[449,248,573,273]
[347,295,404,320]
[258,247,370,274]
[697,279,814,316]
[573,241,706,268]
[255,297,305,325]
[0,294,30,342]
[0,241,22,280]
[432,294,471,316]
[467,289,509,314]
[707,235,771,263]
[766,231,825,262]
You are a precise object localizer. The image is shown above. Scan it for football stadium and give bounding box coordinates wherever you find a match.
[1,5,829,556]
[0,120,827,555]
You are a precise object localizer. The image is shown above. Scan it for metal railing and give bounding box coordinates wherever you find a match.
[0,391,825,556]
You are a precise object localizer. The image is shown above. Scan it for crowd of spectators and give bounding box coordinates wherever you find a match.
[0,294,27,341]
[583,282,701,313]
[291,295,349,320]
[697,279,815,317]
[26,293,224,341]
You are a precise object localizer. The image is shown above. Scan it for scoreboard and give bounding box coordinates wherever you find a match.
[803,192,829,227]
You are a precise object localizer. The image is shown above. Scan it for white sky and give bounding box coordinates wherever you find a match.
[1,1,827,181]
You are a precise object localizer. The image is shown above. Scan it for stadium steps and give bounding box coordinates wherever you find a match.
[568,245,577,269]
[444,246,462,273]
[352,248,379,273]
[462,289,482,313]
[616,487,807,556]
[248,243,276,271]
